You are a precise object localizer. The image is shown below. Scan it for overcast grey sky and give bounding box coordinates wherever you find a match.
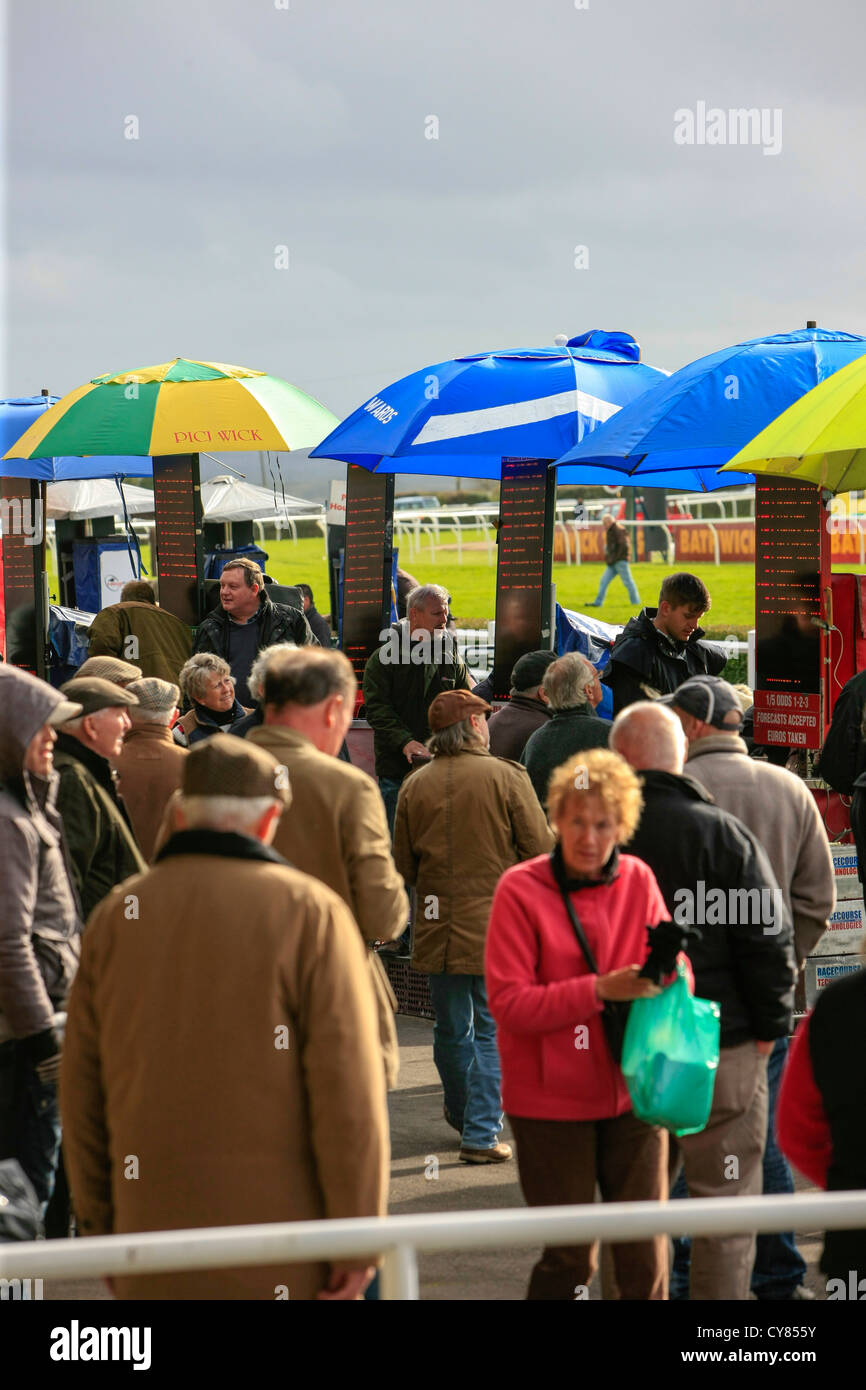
[6,0,865,421]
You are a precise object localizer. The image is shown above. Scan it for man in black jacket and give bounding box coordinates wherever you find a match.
[611,700,796,1302]
[293,582,332,648]
[487,650,556,761]
[602,572,727,716]
[586,513,640,607]
[193,558,313,705]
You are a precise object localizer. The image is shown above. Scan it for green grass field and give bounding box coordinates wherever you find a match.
[258,533,758,638]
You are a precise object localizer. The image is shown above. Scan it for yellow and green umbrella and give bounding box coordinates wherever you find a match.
[724,351,866,492]
[3,358,339,460]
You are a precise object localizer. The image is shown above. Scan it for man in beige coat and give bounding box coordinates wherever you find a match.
[393,689,553,1163]
[60,737,389,1300]
[664,673,835,1302]
[246,645,409,1088]
[111,678,187,861]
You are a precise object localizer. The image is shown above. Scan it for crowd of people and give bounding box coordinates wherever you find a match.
[0,561,863,1300]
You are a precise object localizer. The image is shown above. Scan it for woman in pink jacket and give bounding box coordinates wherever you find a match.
[485,748,671,1300]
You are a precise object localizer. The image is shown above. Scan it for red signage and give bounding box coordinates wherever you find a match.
[752,690,821,749]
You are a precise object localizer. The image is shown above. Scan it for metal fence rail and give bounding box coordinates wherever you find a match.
[2,1191,864,1300]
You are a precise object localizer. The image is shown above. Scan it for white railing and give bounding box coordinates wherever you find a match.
[1,1192,863,1301]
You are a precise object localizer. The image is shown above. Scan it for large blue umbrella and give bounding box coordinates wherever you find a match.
[310,330,667,478]
[0,396,153,480]
[554,328,866,490]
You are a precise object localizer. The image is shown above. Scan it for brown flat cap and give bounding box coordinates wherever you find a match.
[183,736,290,804]
[60,677,140,718]
[428,688,492,731]
[76,655,143,685]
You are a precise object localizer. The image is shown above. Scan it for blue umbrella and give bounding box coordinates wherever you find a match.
[310,331,667,478]
[554,328,866,490]
[0,396,153,480]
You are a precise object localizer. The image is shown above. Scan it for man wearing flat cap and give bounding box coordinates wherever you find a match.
[487,649,556,762]
[392,689,553,1164]
[61,737,390,1300]
[53,678,146,921]
[111,678,187,861]
[0,666,84,1216]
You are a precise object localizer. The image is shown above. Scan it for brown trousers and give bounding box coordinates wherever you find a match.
[670,1040,769,1300]
[509,1111,668,1300]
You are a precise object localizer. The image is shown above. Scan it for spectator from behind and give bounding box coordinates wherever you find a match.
[485,749,671,1300]
[0,668,83,1214]
[487,650,556,762]
[248,647,409,1088]
[85,580,193,686]
[54,678,146,921]
[520,652,610,806]
[293,583,332,647]
[612,701,796,1301]
[665,673,834,1303]
[393,690,553,1163]
[174,654,250,746]
[112,678,187,862]
[778,964,866,1287]
[60,737,389,1299]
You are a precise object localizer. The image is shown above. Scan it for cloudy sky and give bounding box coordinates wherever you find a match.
[6,0,865,430]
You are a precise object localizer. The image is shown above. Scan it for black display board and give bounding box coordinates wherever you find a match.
[340,466,395,683]
[152,454,204,628]
[753,477,828,748]
[491,457,556,699]
[1,477,47,677]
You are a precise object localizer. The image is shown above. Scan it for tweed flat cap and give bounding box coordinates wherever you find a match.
[76,655,142,685]
[183,736,289,803]
[126,678,180,717]
[60,677,140,717]
[428,688,491,731]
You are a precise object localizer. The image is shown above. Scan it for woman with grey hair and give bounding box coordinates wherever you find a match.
[173,653,250,746]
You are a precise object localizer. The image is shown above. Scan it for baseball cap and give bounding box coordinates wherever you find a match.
[60,677,140,718]
[658,675,744,730]
[511,649,558,692]
[76,655,143,685]
[428,689,492,731]
[183,736,290,803]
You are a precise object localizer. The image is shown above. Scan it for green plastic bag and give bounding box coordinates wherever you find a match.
[620,962,720,1137]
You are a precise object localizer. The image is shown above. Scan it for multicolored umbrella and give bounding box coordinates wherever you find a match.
[723,351,866,492]
[3,359,339,461]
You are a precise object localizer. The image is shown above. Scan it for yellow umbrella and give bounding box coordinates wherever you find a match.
[723,352,866,492]
[3,358,339,460]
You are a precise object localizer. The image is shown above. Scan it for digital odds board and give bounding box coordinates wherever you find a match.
[753,478,829,749]
[152,455,205,628]
[491,457,556,700]
[341,466,395,684]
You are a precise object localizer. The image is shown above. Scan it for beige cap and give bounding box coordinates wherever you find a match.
[76,655,143,685]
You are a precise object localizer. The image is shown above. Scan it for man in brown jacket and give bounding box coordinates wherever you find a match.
[247,645,409,1088]
[586,513,640,608]
[393,690,554,1163]
[112,678,188,861]
[85,580,193,686]
[60,736,389,1300]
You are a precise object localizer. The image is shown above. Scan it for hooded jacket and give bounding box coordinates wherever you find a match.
[0,667,82,1045]
[601,608,728,716]
[623,769,796,1046]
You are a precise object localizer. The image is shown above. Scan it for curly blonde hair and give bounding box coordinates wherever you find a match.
[545,748,644,843]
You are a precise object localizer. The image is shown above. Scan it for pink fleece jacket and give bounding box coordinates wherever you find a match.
[485,853,671,1122]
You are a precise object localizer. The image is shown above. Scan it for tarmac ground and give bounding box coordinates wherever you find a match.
[43,1014,825,1301]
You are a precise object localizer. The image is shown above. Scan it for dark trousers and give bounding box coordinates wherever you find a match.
[509,1111,668,1300]
[0,1039,62,1213]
